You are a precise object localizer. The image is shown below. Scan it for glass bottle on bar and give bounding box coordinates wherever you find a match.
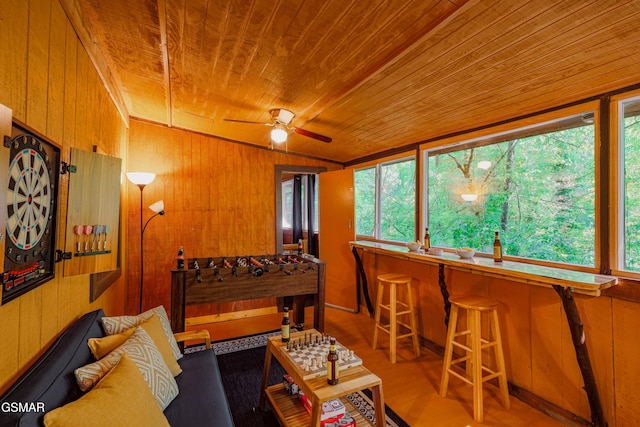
[297,238,303,256]
[493,231,503,262]
[281,307,290,342]
[423,227,431,250]
[327,337,339,385]
[177,246,185,269]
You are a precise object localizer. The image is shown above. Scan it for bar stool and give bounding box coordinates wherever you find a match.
[440,295,510,423]
[372,273,420,363]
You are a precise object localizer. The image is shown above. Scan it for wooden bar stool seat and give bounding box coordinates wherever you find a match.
[372,273,420,364]
[440,295,510,423]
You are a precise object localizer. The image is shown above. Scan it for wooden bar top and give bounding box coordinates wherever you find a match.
[351,240,617,296]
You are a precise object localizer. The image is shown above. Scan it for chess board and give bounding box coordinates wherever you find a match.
[278,333,363,380]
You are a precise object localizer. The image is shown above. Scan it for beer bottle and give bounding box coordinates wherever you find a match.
[281,307,290,342]
[493,231,503,262]
[423,227,431,250]
[177,246,185,269]
[327,337,339,385]
[297,238,303,255]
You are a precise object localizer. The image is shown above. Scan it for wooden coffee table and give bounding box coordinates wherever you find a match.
[259,329,385,427]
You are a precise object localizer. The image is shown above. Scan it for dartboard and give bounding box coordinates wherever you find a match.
[5,134,55,264]
[2,128,59,305]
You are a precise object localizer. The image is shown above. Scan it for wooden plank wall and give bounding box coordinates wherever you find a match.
[0,0,128,394]
[126,119,341,318]
[361,252,640,426]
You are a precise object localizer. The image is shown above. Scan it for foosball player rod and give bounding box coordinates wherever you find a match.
[279,264,292,275]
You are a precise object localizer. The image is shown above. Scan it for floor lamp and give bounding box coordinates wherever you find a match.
[126,172,165,313]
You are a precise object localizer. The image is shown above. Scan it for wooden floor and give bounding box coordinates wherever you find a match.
[321,306,566,427]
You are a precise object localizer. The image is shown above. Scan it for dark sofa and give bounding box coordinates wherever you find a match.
[0,309,235,426]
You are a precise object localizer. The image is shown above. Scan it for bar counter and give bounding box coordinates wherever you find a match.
[350,240,617,427]
[350,240,617,296]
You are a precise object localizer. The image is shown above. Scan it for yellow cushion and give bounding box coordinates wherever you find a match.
[88,328,135,359]
[101,306,182,361]
[75,327,179,410]
[89,314,182,376]
[45,354,170,427]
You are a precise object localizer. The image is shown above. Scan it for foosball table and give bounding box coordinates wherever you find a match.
[170,254,326,333]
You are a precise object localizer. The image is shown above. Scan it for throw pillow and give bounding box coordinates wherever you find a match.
[44,354,170,427]
[101,305,182,360]
[89,313,182,376]
[87,328,135,359]
[75,327,179,410]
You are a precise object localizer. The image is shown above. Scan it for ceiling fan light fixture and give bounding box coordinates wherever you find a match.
[271,126,288,143]
[276,109,295,125]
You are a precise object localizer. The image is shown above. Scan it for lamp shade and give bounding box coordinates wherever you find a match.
[148,200,165,213]
[270,127,288,143]
[127,172,156,186]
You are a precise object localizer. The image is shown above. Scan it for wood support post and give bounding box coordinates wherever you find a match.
[553,285,607,427]
[351,246,373,315]
[438,264,451,327]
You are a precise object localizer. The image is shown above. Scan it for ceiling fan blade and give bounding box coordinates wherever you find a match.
[293,127,332,143]
[223,118,272,126]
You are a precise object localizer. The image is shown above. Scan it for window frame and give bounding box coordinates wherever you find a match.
[419,101,602,274]
[610,89,640,279]
[354,154,417,243]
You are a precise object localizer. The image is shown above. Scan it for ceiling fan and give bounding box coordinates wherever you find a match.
[224,109,332,144]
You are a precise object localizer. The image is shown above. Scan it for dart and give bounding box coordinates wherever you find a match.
[83,225,93,252]
[73,226,84,253]
[91,225,100,251]
[103,225,110,250]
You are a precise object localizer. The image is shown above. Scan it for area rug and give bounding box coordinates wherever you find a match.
[187,331,410,427]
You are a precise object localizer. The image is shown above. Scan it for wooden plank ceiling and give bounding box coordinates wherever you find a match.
[61,0,640,163]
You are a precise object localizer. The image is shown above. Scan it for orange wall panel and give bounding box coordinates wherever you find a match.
[0,0,128,394]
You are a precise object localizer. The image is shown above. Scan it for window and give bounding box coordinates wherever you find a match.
[281,175,318,232]
[355,157,416,242]
[620,97,640,272]
[355,167,375,237]
[282,179,293,229]
[426,113,596,266]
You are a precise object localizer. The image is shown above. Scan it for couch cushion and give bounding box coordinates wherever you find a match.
[101,306,182,361]
[0,309,105,427]
[164,349,235,427]
[89,314,182,376]
[75,327,179,410]
[43,354,170,427]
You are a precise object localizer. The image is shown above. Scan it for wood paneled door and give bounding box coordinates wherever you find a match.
[319,169,356,311]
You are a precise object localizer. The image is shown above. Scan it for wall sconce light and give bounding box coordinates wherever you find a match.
[461,193,479,202]
[127,172,164,313]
